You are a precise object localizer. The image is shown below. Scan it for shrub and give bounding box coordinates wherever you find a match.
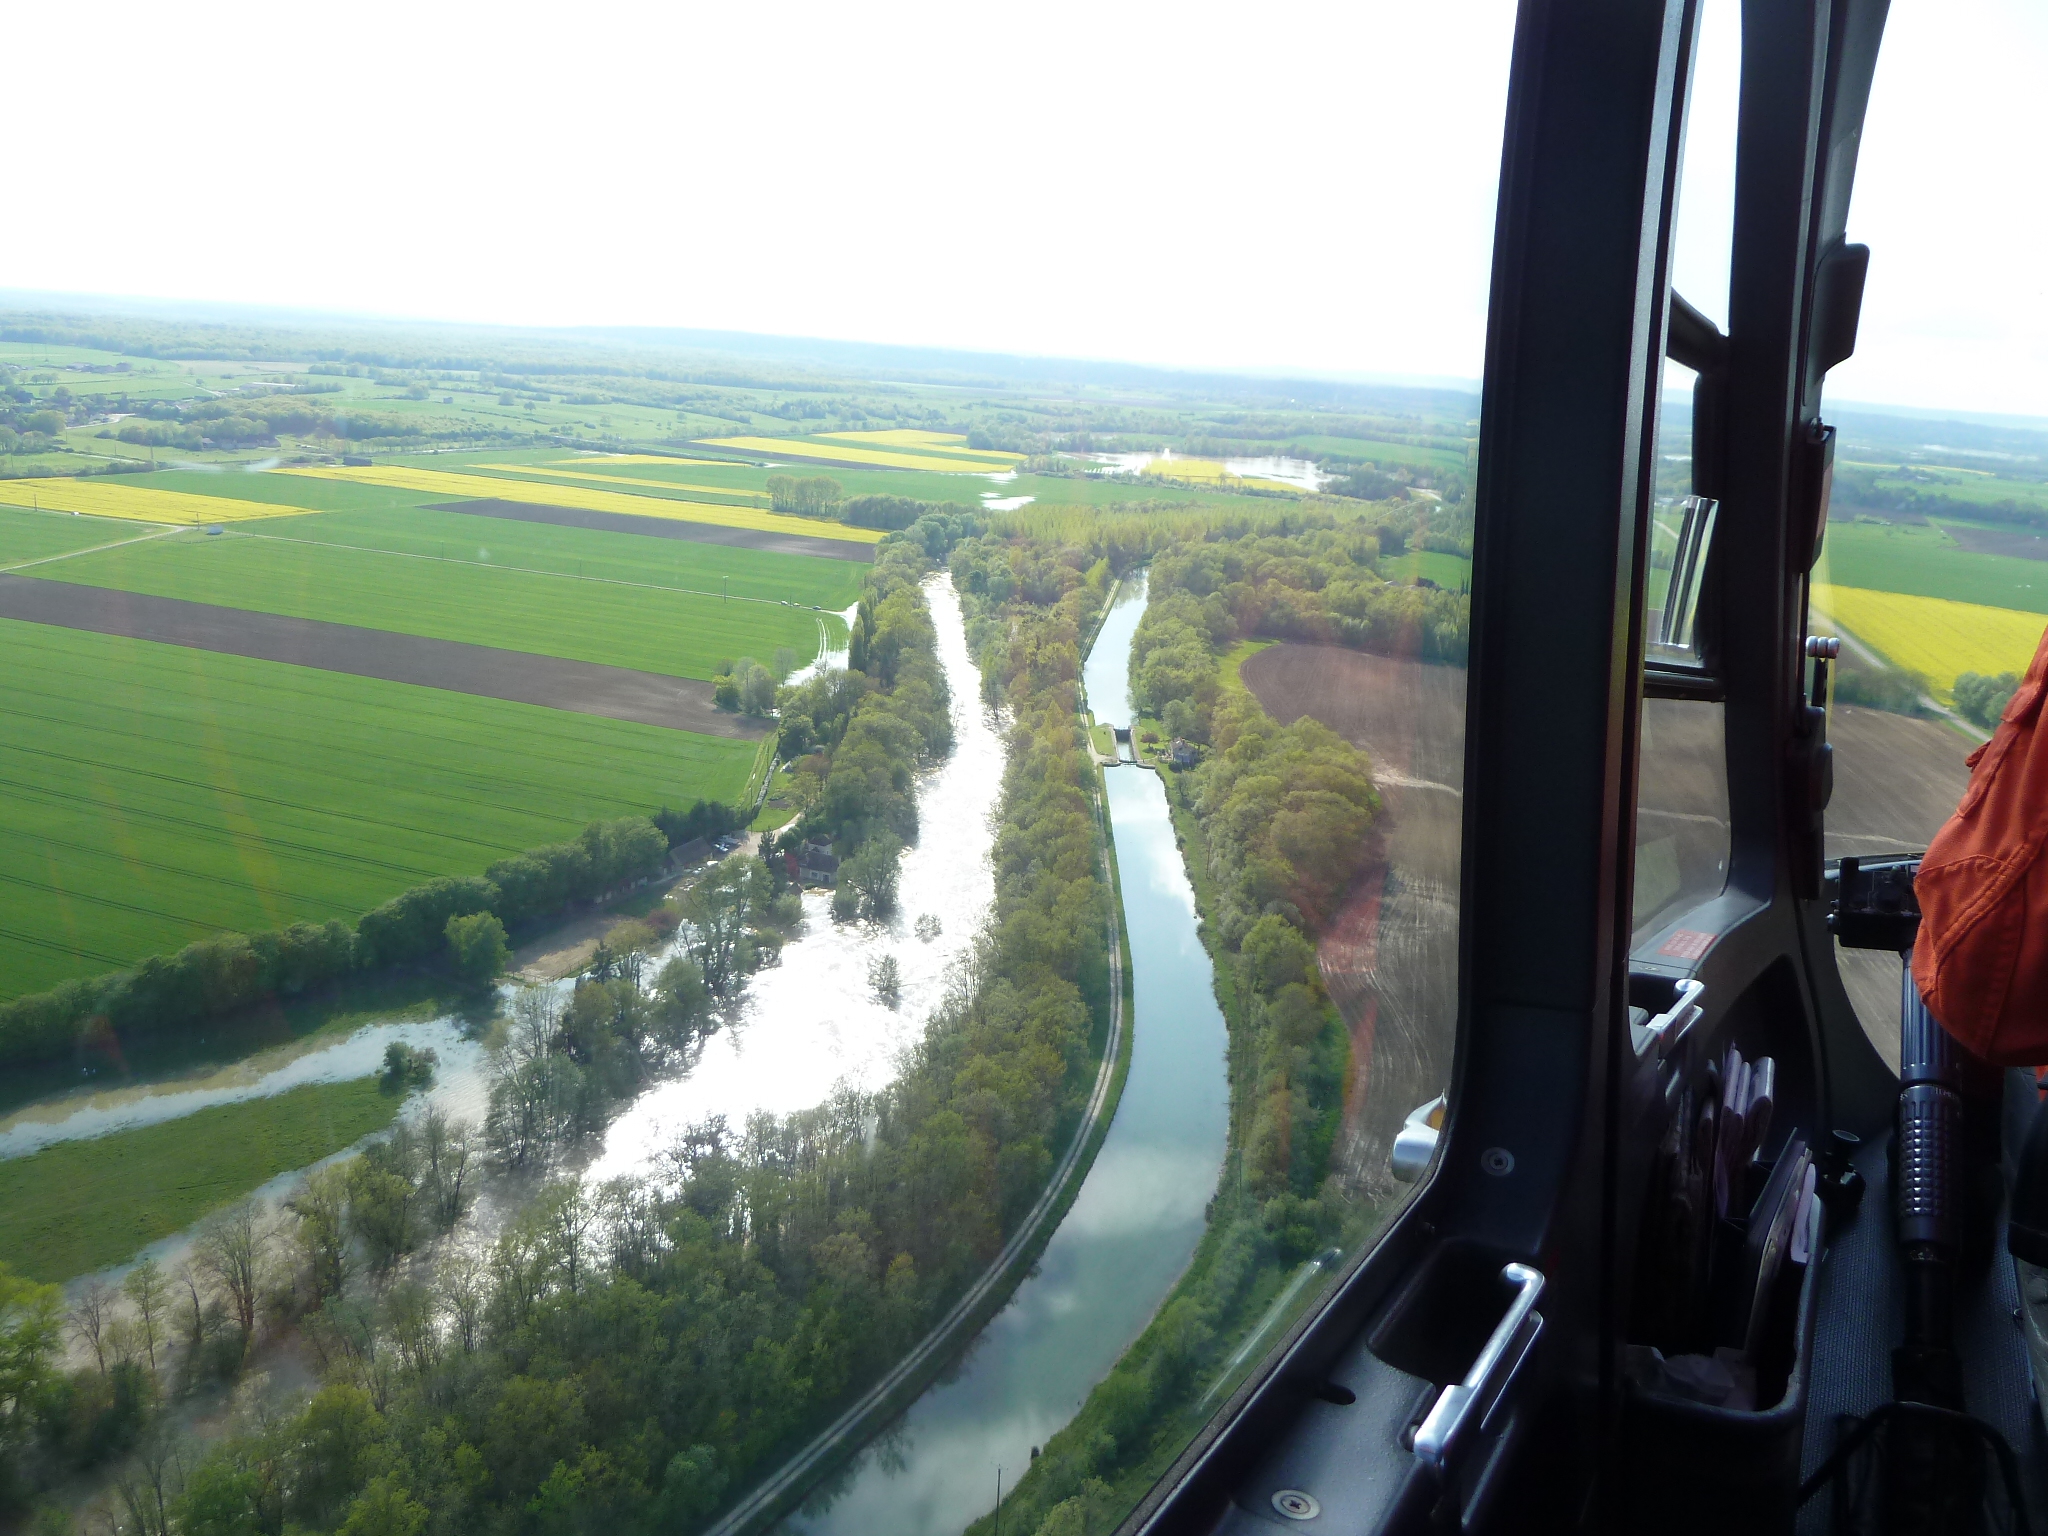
[445,911,509,986]
[1954,670,2021,728]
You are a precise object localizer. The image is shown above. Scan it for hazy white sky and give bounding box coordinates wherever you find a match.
[5,0,2040,415]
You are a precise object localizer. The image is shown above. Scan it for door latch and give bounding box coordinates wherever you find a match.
[1413,1263,1546,1474]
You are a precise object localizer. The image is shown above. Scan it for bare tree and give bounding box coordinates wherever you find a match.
[197,1202,268,1353]
[175,1262,211,1361]
[114,1419,184,1536]
[122,1256,168,1374]
[69,1277,114,1373]
[419,1107,476,1229]
[437,1250,486,1355]
[540,1183,599,1296]
[289,1165,352,1304]
[384,1281,440,1379]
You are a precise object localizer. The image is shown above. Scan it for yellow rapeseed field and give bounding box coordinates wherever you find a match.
[278,464,883,542]
[0,477,319,526]
[701,436,1014,474]
[505,465,769,502]
[1811,584,2047,700]
[818,429,972,448]
[814,429,1026,463]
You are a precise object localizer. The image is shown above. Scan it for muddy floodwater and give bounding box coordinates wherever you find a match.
[782,573,1232,1536]
[588,575,1002,1179]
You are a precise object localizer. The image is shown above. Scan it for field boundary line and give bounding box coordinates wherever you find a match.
[0,525,184,573]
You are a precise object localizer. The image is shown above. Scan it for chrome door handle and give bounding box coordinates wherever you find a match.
[1637,978,1706,1058]
[1413,1263,1545,1473]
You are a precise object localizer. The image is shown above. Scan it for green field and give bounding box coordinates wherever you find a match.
[1819,519,2048,615]
[24,522,829,680]
[0,619,757,996]
[460,453,1304,514]
[472,453,999,507]
[0,505,158,568]
[242,507,864,609]
[1280,434,1470,471]
[1382,549,1473,588]
[127,468,454,516]
[0,1077,399,1281]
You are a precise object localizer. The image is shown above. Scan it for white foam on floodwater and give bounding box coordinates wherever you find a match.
[586,575,1003,1180]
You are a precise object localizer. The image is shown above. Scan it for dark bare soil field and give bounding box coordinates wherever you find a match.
[1827,705,1973,859]
[1940,523,2048,561]
[1241,643,1464,1196]
[0,575,770,739]
[433,499,875,562]
[1826,705,1976,1062]
[1242,647,1979,1173]
[1241,642,1464,792]
[1636,698,1732,934]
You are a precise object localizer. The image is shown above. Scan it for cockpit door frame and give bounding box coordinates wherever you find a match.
[1128,0,1697,1529]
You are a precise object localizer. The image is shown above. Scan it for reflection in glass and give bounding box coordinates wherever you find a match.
[1635,699,1731,942]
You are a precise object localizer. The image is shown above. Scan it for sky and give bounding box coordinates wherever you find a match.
[4,0,2041,416]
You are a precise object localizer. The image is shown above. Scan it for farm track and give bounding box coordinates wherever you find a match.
[435,498,878,562]
[0,576,773,740]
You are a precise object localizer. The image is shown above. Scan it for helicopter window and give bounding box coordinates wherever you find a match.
[1667,0,1737,334]
[1634,694,1731,944]
[1808,2,2045,1067]
[1632,3,1735,949]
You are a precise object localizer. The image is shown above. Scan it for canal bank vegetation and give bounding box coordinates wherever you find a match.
[2,518,1130,1536]
[957,521,1422,1536]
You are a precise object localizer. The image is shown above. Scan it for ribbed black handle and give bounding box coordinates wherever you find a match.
[1896,958,1962,1252]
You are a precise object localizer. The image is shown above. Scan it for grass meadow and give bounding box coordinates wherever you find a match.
[27,525,829,680]
[242,507,866,609]
[1381,549,1474,588]
[0,618,757,996]
[1820,518,2048,614]
[0,1077,400,1281]
[0,505,160,568]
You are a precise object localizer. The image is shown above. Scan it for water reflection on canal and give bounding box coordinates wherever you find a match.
[784,574,1231,1536]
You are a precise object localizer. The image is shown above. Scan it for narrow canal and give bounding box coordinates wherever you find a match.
[785,573,1232,1536]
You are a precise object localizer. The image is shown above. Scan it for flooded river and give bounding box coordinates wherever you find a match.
[2,572,1233,1536]
[589,577,1002,1179]
[782,573,1232,1536]
[2,575,1000,1300]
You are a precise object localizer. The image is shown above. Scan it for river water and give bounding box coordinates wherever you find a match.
[783,573,1232,1536]
[588,576,1003,1178]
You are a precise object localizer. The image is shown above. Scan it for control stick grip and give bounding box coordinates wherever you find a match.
[1897,957,1962,1252]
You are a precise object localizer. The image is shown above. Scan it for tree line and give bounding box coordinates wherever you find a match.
[760,474,942,532]
[0,807,737,1073]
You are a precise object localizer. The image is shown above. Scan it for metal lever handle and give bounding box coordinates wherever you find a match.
[1639,978,1706,1058]
[1413,1263,1545,1473]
